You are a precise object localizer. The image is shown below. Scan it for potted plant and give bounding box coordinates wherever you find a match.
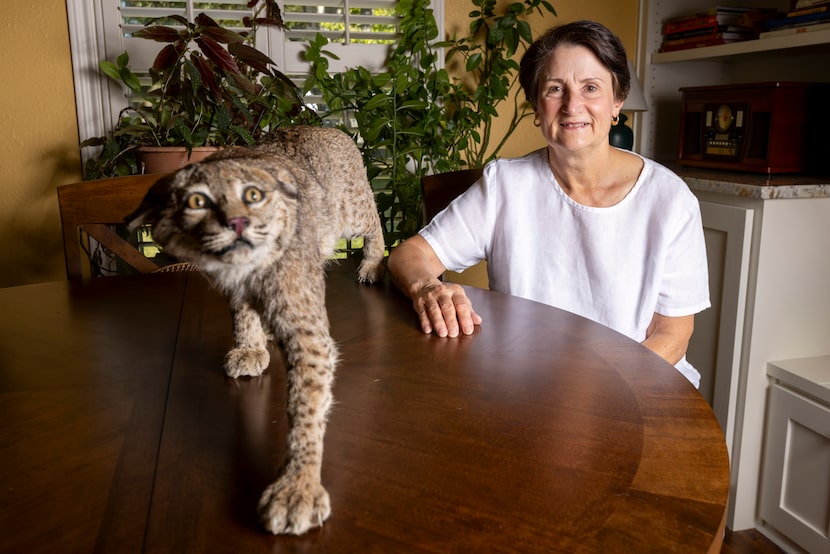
[303,0,556,246]
[82,0,317,178]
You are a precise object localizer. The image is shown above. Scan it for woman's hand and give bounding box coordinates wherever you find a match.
[388,235,483,337]
[411,279,482,337]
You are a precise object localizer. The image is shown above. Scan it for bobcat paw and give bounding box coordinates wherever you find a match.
[258,474,331,535]
[356,259,384,284]
[224,347,270,378]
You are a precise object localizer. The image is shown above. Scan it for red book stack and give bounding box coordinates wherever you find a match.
[659,7,764,52]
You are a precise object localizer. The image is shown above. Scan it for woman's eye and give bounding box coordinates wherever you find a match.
[186,192,210,210]
[243,187,264,204]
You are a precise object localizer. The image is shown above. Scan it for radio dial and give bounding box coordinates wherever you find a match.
[716,105,734,132]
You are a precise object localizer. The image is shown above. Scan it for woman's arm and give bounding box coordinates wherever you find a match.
[387,235,482,337]
[642,312,695,366]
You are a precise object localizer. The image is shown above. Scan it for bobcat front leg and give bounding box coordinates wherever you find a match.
[224,300,270,378]
[258,292,336,535]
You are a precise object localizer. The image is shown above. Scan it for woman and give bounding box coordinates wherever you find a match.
[387,20,709,387]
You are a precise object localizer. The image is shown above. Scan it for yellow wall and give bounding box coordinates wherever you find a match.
[0,0,82,287]
[0,0,638,287]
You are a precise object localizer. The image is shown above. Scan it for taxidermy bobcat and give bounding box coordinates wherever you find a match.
[127,126,385,535]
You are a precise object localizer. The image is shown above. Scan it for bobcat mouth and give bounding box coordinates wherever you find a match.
[213,237,255,255]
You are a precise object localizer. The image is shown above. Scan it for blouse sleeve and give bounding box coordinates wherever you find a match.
[418,168,495,272]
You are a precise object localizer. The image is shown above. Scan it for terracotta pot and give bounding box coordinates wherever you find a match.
[136,146,220,174]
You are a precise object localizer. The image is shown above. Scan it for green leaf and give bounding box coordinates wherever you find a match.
[99,60,121,82]
[363,94,390,111]
[466,53,482,72]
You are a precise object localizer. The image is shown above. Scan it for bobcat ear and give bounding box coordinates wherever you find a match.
[273,167,299,199]
[124,172,178,232]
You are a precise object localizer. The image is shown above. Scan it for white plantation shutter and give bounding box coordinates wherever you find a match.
[276,0,399,74]
[68,0,433,148]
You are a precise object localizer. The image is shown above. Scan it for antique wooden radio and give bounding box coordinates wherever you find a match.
[678,82,830,174]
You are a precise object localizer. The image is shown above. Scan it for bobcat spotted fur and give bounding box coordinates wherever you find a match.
[127,126,385,534]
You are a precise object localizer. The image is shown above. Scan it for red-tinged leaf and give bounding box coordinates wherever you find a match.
[153,14,189,27]
[192,54,222,100]
[133,26,181,43]
[247,0,258,8]
[228,42,274,75]
[264,0,283,22]
[229,71,258,96]
[152,43,180,72]
[196,36,241,75]
[195,13,221,28]
[201,25,246,44]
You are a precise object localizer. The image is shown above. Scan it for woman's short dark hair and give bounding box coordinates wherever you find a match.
[519,20,630,110]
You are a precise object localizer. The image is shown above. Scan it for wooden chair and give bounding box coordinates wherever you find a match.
[57,174,165,280]
[420,168,488,289]
[421,167,483,222]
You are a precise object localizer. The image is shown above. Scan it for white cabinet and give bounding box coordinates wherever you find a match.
[682,176,830,537]
[761,356,830,553]
[690,200,753,447]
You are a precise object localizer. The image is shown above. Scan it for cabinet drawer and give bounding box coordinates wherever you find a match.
[760,383,830,553]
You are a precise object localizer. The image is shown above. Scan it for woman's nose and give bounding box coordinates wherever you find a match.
[562,90,581,113]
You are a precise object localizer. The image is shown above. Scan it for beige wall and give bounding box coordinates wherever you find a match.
[1,0,82,287]
[0,0,638,287]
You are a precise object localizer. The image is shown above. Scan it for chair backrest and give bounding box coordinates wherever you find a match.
[57,174,163,280]
[420,168,489,289]
[421,167,483,222]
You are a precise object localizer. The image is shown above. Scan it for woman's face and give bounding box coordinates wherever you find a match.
[535,44,624,155]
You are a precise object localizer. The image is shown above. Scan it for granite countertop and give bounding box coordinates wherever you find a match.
[662,163,830,200]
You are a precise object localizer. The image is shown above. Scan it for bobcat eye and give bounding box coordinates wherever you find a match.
[185,192,210,210]
[242,186,265,205]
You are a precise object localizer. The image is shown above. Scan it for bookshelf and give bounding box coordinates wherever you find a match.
[637,0,830,164]
[652,26,830,63]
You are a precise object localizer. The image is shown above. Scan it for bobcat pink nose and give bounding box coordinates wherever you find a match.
[227,217,249,237]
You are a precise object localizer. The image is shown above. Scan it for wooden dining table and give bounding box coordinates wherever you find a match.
[0,262,729,553]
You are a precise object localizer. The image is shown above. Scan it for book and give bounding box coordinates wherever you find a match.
[759,19,830,37]
[658,37,749,53]
[766,9,830,29]
[662,31,755,48]
[664,24,755,41]
[664,15,722,35]
[663,7,757,32]
[787,5,829,18]
[792,0,830,9]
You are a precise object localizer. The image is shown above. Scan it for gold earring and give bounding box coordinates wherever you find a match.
[612,114,620,124]
[533,117,541,127]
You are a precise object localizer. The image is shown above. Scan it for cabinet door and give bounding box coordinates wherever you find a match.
[688,200,753,447]
[761,383,830,553]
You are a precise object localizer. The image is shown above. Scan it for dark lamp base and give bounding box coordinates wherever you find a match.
[608,113,634,151]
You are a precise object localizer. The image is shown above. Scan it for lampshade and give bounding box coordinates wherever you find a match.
[609,61,649,150]
[622,61,648,112]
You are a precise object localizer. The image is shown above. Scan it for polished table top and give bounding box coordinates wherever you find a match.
[0,265,729,552]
